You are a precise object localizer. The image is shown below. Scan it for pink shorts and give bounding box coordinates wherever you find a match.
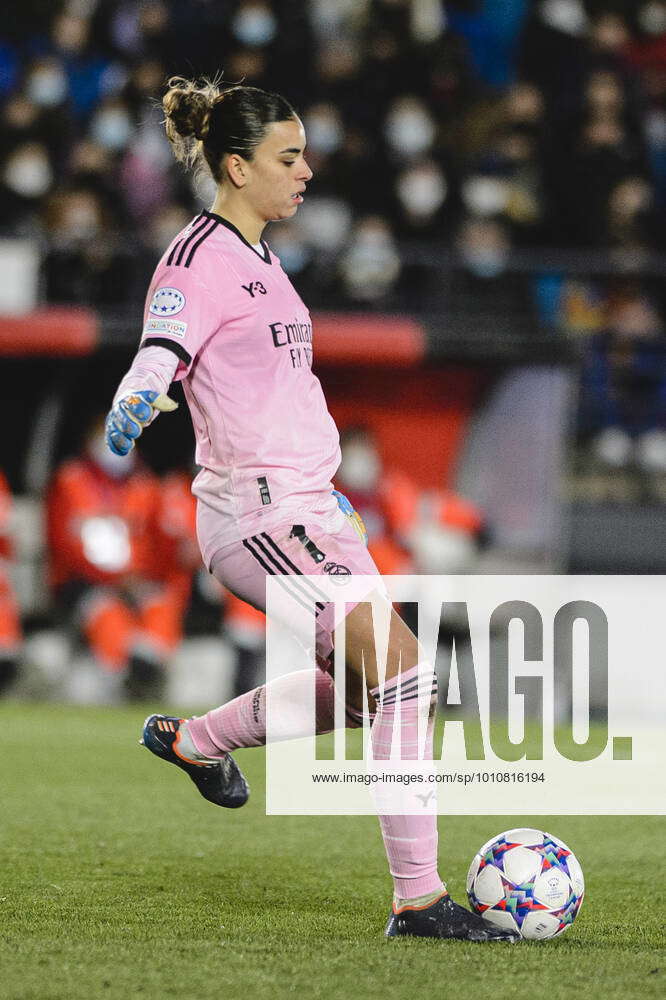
[209,510,380,662]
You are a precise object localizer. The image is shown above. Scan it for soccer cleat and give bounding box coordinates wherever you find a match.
[140,714,249,809]
[385,892,519,942]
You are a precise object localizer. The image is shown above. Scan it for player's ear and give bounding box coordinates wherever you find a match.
[226,153,247,188]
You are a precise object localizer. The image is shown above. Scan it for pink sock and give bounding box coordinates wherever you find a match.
[370,663,444,900]
[188,668,342,754]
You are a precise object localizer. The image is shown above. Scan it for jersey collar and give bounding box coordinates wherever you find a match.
[202,210,272,265]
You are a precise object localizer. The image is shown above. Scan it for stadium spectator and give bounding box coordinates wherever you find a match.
[578,278,666,475]
[335,425,485,576]
[0,470,22,695]
[46,416,192,698]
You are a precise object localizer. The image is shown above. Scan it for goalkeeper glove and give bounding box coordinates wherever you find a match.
[105,391,178,456]
[332,489,368,545]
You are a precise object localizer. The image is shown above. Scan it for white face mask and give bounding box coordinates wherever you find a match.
[411,0,447,44]
[339,443,382,491]
[540,0,587,36]
[27,67,68,107]
[342,228,401,301]
[311,0,358,36]
[88,433,136,479]
[92,109,132,151]
[461,247,508,279]
[131,123,172,168]
[462,175,509,216]
[298,197,352,251]
[3,149,52,197]
[385,104,436,157]
[639,2,666,35]
[271,236,311,274]
[397,166,447,217]
[305,112,343,155]
[232,2,277,46]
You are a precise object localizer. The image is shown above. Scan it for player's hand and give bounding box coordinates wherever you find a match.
[105,391,178,456]
[332,488,368,545]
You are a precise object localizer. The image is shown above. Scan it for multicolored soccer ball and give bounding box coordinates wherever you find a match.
[466,828,585,940]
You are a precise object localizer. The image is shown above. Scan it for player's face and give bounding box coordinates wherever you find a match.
[246,118,313,221]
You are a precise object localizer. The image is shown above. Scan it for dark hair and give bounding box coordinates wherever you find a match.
[162,76,298,183]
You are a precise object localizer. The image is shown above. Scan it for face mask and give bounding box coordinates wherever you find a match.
[311,0,357,36]
[272,238,311,274]
[397,167,447,217]
[339,444,382,491]
[232,3,277,47]
[639,2,666,35]
[462,175,508,216]
[27,68,68,107]
[131,124,172,167]
[411,0,448,44]
[540,0,587,35]
[3,151,52,197]
[88,432,136,478]
[305,113,343,155]
[299,197,352,250]
[385,106,435,157]
[92,110,132,151]
[461,248,508,279]
[342,230,401,300]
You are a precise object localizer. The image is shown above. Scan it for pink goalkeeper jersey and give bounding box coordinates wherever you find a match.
[140,210,341,565]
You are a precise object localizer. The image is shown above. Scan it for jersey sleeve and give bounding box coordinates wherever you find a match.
[139,257,221,380]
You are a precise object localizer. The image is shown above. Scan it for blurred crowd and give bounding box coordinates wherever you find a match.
[1,0,665,465]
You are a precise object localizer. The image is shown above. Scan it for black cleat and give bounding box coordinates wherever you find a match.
[386,892,519,942]
[140,714,249,809]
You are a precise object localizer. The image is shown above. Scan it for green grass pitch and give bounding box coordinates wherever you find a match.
[1,703,664,1000]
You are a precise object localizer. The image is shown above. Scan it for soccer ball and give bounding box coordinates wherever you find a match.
[466,828,585,940]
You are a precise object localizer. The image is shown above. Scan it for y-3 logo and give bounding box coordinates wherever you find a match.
[242,281,267,298]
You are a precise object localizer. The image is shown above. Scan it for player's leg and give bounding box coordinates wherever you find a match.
[141,534,361,805]
[343,600,517,941]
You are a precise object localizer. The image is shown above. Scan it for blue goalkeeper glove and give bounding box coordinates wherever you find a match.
[105,391,178,456]
[332,489,368,545]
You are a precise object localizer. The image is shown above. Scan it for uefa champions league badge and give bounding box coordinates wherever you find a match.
[149,287,186,316]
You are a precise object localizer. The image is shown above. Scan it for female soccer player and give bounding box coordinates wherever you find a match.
[105,77,515,942]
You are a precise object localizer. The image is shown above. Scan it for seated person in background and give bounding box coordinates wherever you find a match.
[46,416,191,699]
[335,425,485,577]
[0,470,22,694]
[158,467,266,698]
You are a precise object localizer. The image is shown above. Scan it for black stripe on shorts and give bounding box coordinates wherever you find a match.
[248,535,325,614]
[242,537,319,617]
[259,533,328,608]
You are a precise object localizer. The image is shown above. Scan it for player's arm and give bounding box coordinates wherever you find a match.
[108,256,223,455]
[106,345,179,456]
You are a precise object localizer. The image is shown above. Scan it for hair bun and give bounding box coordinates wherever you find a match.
[163,78,212,141]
